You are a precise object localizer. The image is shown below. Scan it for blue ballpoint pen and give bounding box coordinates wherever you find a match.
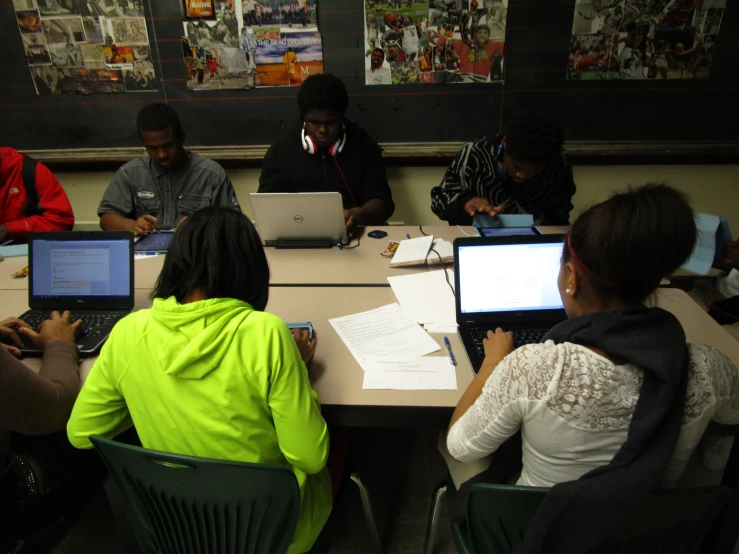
[443,336,457,366]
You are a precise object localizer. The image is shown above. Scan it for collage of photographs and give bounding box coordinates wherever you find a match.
[568,0,725,80]
[364,0,506,86]
[181,0,324,90]
[15,0,157,95]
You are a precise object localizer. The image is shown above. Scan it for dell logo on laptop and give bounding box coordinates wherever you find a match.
[293,215,304,223]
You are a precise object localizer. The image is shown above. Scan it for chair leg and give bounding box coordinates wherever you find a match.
[423,482,448,554]
[349,472,384,554]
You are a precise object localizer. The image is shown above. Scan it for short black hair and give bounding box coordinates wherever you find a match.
[565,183,696,305]
[137,103,183,139]
[297,74,349,116]
[503,112,565,165]
[152,208,270,311]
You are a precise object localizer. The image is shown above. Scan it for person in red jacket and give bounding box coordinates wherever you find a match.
[0,147,74,242]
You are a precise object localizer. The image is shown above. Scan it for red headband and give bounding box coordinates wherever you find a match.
[567,232,619,288]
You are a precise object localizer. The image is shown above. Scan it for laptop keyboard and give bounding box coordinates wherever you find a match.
[21,310,130,339]
[468,326,549,359]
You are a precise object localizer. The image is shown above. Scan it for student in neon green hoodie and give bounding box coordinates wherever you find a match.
[67,208,331,554]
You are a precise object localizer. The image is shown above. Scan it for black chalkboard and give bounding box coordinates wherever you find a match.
[1,0,737,152]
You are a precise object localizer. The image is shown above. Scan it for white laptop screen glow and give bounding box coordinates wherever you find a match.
[32,239,130,299]
[458,242,564,314]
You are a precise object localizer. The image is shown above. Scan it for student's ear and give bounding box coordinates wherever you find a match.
[566,261,579,297]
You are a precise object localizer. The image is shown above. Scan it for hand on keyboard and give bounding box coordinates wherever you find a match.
[18,311,83,351]
[482,328,515,363]
[0,316,29,357]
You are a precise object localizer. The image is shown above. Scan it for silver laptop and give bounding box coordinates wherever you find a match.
[249,192,348,248]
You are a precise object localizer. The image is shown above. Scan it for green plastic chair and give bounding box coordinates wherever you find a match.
[451,483,731,554]
[90,435,300,554]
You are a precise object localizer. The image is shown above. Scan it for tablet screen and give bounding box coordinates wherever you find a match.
[134,232,175,252]
[477,227,539,238]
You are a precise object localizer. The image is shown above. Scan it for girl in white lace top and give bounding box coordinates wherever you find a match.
[447,339,739,488]
[444,184,739,552]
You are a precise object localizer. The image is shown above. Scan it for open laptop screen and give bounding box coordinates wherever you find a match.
[31,238,131,300]
[458,242,564,314]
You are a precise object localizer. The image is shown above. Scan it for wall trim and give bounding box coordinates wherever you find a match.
[21,141,739,164]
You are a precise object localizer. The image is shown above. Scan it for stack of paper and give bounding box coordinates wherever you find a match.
[390,236,434,267]
[328,303,441,371]
[387,270,457,333]
[426,239,453,265]
[362,357,457,390]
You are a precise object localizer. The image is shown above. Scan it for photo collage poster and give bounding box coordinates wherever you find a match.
[15,0,156,96]
[182,0,324,90]
[569,0,725,80]
[364,0,506,85]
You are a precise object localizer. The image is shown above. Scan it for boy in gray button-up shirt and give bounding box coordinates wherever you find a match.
[98,104,240,235]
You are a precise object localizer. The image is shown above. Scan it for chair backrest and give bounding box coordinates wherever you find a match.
[464,483,731,554]
[90,435,300,554]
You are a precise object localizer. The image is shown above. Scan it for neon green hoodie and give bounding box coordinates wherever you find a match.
[67,297,331,554]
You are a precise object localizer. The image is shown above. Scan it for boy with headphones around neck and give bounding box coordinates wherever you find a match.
[430,112,576,226]
[258,74,394,238]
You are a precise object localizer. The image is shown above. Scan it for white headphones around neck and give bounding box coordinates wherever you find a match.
[301,123,346,156]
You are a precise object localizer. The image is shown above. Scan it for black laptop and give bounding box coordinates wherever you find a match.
[454,235,568,373]
[11,231,135,356]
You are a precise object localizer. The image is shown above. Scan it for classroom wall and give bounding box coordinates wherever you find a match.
[60,165,739,232]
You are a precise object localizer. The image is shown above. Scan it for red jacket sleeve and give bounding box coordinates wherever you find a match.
[5,162,75,237]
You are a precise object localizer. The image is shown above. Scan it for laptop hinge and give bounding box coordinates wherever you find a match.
[272,239,336,249]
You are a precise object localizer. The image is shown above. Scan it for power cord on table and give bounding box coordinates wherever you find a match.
[337,235,361,249]
[419,225,455,298]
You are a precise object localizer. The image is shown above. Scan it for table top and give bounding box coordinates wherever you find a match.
[4,287,474,409]
[6,286,739,414]
[0,225,571,290]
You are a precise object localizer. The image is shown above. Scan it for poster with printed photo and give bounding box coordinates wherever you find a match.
[13,0,38,10]
[82,16,103,42]
[182,37,252,90]
[185,0,216,18]
[364,0,506,85]
[73,68,125,93]
[254,28,323,86]
[80,42,105,68]
[182,0,323,90]
[16,1,157,95]
[43,17,86,44]
[17,10,43,33]
[567,0,725,80]
[23,31,52,65]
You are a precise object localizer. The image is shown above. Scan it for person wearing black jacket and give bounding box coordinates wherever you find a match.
[259,74,394,238]
[430,112,576,226]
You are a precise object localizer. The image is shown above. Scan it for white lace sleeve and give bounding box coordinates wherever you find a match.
[447,343,555,463]
[694,344,739,425]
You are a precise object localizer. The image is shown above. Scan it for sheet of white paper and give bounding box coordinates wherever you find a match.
[682,213,721,274]
[388,270,455,324]
[390,235,434,266]
[134,253,161,260]
[424,318,458,334]
[362,357,457,390]
[329,303,441,370]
